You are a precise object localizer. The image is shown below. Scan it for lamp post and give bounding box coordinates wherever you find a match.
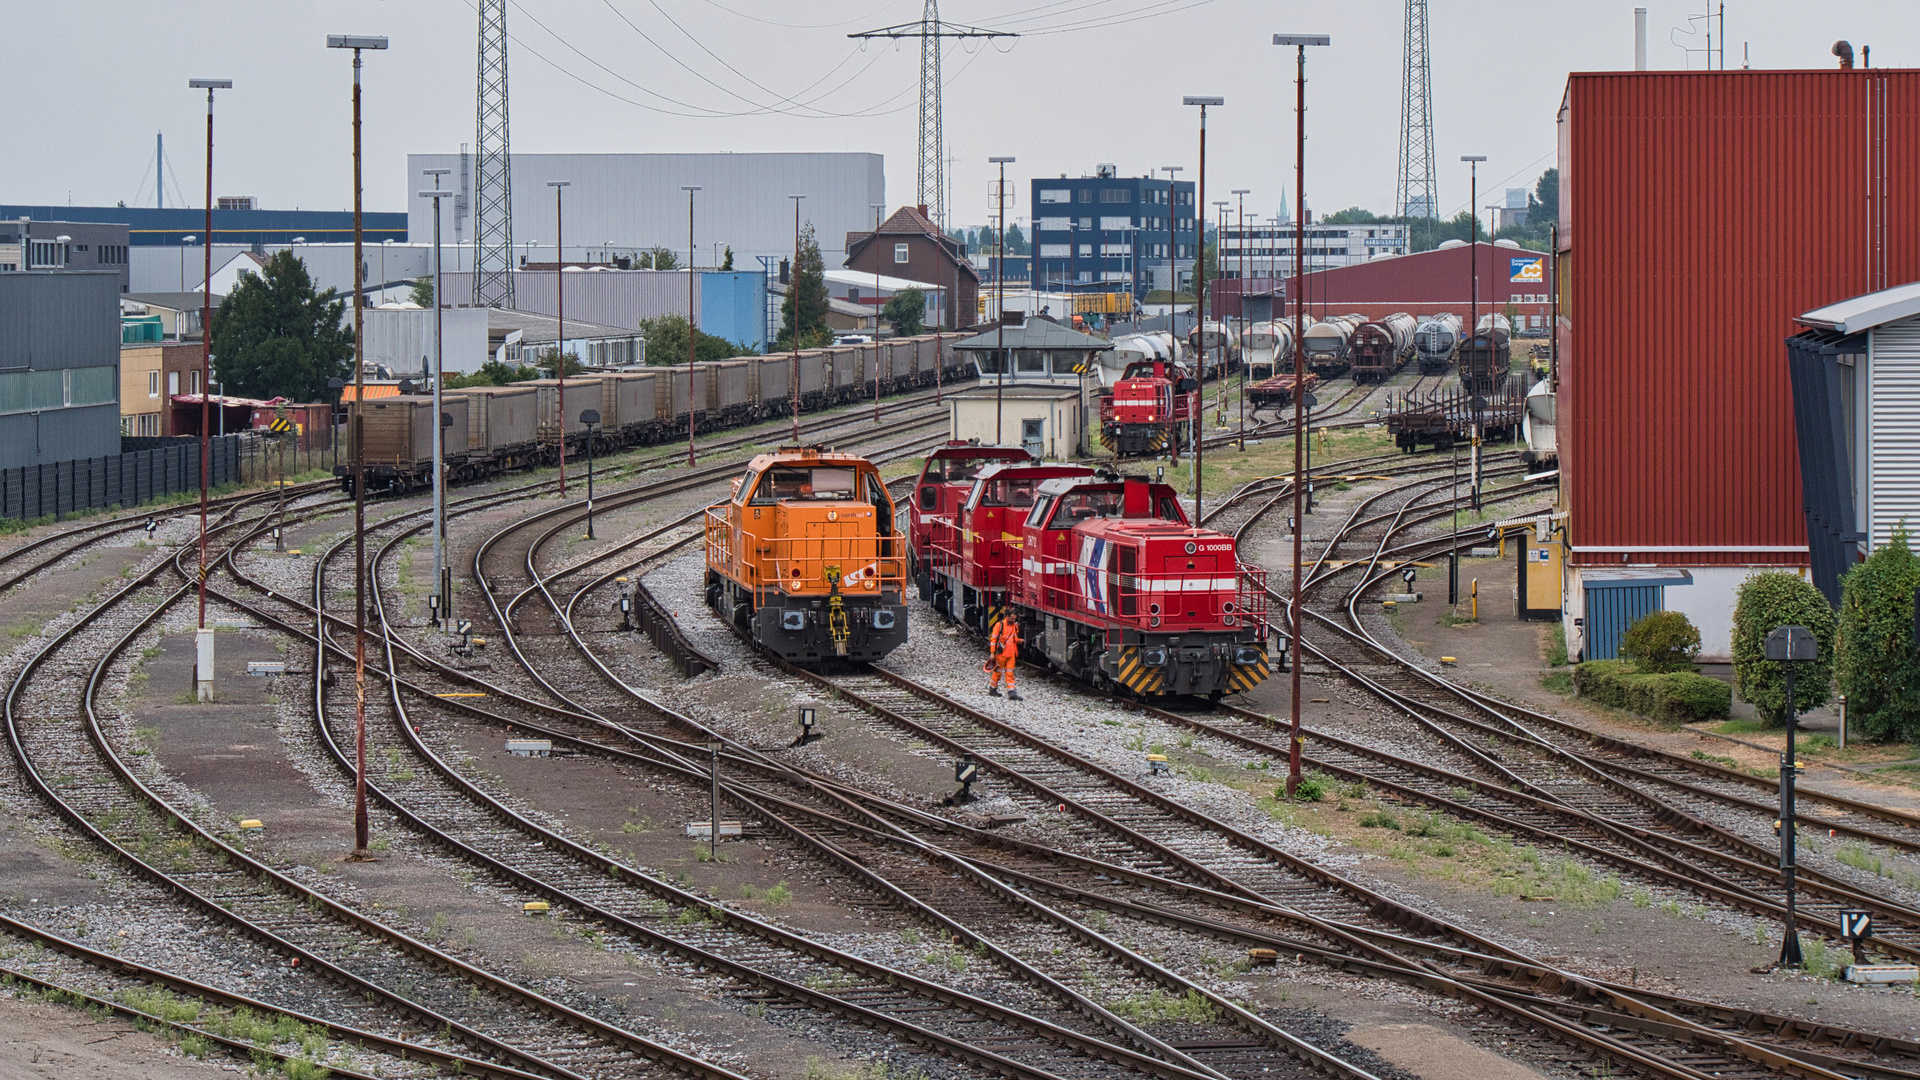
[547,181,570,494]
[1231,188,1249,451]
[179,234,197,296]
[419,168,452,619]
[682,185,701,466]
[1275,33,1329,798]
[871,202,885,423]
[1766,624,1819,968]
[580,409,601,539]
[1182,96,1221,523]
[379,237,394,303]
[1213,198,1229,450]
[787,194,805,442]
[1160,166,1183,306]
[989,156,1015,444]
[1461,155,1486,514]
[188,77,230,707]
[325,32,387,861]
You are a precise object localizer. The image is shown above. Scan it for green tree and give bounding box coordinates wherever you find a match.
[1004,223,1029,256]
[638,314,744,366]
[1836,529,1920,741]
[719,245,734,271]
[444,358,538,389]
[210,250,353,403]
[882,287,925,337]
[408,274,434,308]
[776,221,831,350]
[533,346,584,377]
[1620,610,1701,673]
[1731,571,1836,725]
[644,246,679,271]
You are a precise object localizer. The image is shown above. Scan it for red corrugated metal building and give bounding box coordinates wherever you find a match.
[1271,243,1553,328]
[1558,67,1917,659]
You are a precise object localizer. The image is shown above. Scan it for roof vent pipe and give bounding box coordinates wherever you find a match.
[1633,8,1647,70]
[1832,40,1854,68]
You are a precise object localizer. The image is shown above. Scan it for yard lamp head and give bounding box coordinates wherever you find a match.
[182,235,198,245]
[1272,35,1330,47]
[988,156,1015,165]
[416,190,447,200]
[188,78,234,90]
[1182,96,1225,107]
[326,35,389,50]
[292,236,306,244]
[547,181,570,189]
[579,408,600,427]
[1461,155,1488,163]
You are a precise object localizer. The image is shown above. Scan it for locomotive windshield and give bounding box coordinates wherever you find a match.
[974,476,1040,509]
[752,466,859,503]
[925,455,1003,483]
[1046,489,1124,526]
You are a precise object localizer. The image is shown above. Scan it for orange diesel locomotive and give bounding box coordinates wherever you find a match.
[704,447,907,664]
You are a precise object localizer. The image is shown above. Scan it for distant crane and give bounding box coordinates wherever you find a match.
[851,2,1016,232]
[473,0,515,308]
[1394,0,1438,249]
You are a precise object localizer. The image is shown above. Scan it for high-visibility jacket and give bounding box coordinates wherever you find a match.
[990,619,1020,658]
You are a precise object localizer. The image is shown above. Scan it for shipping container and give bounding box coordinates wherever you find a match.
[653,365,694,422]
[522,378,601,439]
[446,385,538,455]
[348,394,466,477]
[701,359,751,419]
[599,371,656,430]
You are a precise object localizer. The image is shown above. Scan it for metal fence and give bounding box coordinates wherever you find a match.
[0,435,259,522]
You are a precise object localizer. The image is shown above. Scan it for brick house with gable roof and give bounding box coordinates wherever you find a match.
[844,205,979,331]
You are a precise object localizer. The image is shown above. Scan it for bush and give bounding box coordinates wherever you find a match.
[1620,610,1701,673]
[1731,572,1834,725]
[1836,528,1920,741]
[1573,659,1730,723]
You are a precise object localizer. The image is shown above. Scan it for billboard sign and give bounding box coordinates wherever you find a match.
[1509,256,1544,283]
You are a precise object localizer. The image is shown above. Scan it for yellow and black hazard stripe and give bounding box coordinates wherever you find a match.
[1226,646,1269,693]
[1115,645,1166,695]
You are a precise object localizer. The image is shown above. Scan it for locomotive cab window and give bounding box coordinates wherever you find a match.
[972,476,1039,510]
[1157,497,1188,523]
[1025,495,1055,529]
[753,466,857,503]
[865,473,894,534]
[1047,489,1122,527]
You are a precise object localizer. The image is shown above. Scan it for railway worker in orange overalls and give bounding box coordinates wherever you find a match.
[986,612,1023,701]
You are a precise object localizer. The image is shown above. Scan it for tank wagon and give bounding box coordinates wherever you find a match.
[704,447,907,665]
[1302,314,1366,378]
[1186,321,1239,380]
[1240,321,1296,380]
[1459,314,1513,396]
[1347,313,1417,383]
[337,333,970,493]
[1413,314,1462,374]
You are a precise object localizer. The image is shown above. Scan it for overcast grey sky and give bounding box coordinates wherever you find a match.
[4,1,1907,235]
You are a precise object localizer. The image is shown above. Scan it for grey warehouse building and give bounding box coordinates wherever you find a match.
[0,272,122,466]
[403,152,886,268]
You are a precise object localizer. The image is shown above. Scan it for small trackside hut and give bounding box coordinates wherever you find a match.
[704,447,907,665]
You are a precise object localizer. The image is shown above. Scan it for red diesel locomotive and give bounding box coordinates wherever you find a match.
[907,442,1034,600]
[920,464,1271,700]
[1097,359,1200,456]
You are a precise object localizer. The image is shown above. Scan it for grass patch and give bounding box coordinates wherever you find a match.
[1105,988,1216,1024]
[1712,718,1775,735]
[1547,622,1569,667]
[1540,671,1574,696]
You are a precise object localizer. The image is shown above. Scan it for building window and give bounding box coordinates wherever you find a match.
[1076,245,1093,257]
[148,371,159,397]
[1076,189,1092,203]
[168,372,180,395]
[1098,216,1131,230]
[190,370,201,395]
[1078,217,1093,230]
[1038,244,1070,258]
[1038,188,1071,204]
[1037,217,1071,231]
[894,242,910,264]
[1099,189,1130,203]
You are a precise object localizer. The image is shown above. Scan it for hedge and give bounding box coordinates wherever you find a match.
[1573,659,1731,723]
[1836,529,1920,741]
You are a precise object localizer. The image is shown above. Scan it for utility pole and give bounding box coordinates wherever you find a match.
[787,194,805,442]
[1232,188,1249,451]
[327,32,388,862]
[684,185,701,466]
[420,169,452,620]
[189,77,231,706]
[548,180,570,493]
[1462,155,1486,513]
[989,156,1014,444]
[1183,97,1222,523]
[1276,33,1329,799]
[473,0,515,307]
[850,5,1016,231]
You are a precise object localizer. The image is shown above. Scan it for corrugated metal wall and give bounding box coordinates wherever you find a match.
[1584,584,1664,661]
[1561,70,1920,567]
[1868,320,1920,549]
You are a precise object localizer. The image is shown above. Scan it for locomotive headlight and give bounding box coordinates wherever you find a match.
[1221,601,1235,613]
[863,579,876,589]
[1222,615,1237,626]
[1148,603,1161,615]
[1148,617,1160,628]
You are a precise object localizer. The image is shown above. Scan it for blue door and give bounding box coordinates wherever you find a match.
[1583,584,1663,661]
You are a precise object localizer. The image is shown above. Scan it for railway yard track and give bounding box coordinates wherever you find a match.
[1,384,1917,1080]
